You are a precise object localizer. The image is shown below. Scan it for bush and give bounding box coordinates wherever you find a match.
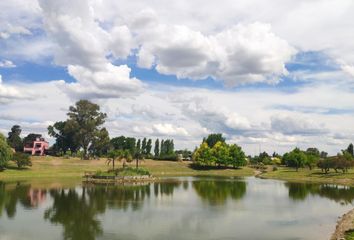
[12,152,32,168]
[273,166,278,171]
[97,167,151,177]
[0,133,13,169]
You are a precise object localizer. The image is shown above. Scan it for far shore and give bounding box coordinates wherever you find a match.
[4,157,354,187]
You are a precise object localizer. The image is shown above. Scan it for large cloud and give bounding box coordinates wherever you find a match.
[136,20,296,86]
[38,0,143,99]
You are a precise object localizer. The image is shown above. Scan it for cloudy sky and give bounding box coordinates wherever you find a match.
[0,0,354,155]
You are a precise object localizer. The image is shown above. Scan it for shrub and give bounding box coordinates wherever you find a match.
[12,152,32,168]
[0,133,13,169]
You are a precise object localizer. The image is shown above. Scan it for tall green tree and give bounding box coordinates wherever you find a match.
[141,138,147,154]
[212,141,230,166]
[193,142,214,166]
[283,148,307,171]
[110,136,126,150]
[305,147,320,170]
[124,137,136,154]
[160,140,165,156]
[89,128,110,157]
[228,144,247,168]
[23,133,41,147]
[204,133,225,148]
[0,133,13,169]
[48,121,79,155]
[66,100,107,159]
[347,143,354,156]
[136,139,141,154]
[7,125,23,152]
[146,139,152,156]
[154,139,159,157]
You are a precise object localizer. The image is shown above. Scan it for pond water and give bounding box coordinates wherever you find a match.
[0,177,354,240]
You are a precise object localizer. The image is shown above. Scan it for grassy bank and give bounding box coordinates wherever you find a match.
[0,156,254,182]
[261,166,354,186]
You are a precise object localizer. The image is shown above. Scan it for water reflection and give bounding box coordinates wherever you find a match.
[192,179,246,205]
[0,182,46,218]
[2,178,354,240]
[154,180,181,197]
[285,182,354,204]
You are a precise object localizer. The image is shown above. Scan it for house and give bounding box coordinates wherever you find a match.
[23,137,49,156]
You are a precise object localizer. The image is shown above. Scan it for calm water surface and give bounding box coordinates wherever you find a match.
[1,177,354,240]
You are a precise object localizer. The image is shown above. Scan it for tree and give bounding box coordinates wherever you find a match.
[7,125,23,152]
[110,136,126,150]
[305,148,320,170]
[212,141,230,167]
[154,139,159,157]
[136,139,141,154]
[23,133,41,147]
[66,100,107,159]
[0,133,13,169]
[12,152,31,168]
[283,148,307,171]
[204,133,225,148]
[146,139,152,156]
[48,121,79,155]
[193,142,214,166]
[347,143,354,157]
[89,128,110,157]
[320,151,328,158]
[160,140,165,156]
[124,137,136,154]
[134,150,144,169]
[228,144,247,168]
[107,150,120,170]
[141,138,147,155]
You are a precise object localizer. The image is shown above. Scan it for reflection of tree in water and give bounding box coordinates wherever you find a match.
[44,188,104,240]
[193,180,246,205]
[86,184,151,211]
[44,184,152,240]
[153,181,181,197]
[0,182,42,218]
[285,182,354,204]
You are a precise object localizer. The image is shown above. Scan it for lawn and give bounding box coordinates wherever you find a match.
[261,166,354,186]
[0,156,254,182]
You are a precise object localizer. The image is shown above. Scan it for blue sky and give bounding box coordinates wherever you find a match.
[0,0,354,154]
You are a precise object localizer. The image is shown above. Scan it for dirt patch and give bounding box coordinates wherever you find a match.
[331,208,354,240]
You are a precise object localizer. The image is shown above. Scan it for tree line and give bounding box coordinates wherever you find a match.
[250,143,354,173]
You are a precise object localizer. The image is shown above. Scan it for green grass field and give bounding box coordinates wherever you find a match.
[261,166,354,186]
[4,157,354,186]
[0,156,254,182]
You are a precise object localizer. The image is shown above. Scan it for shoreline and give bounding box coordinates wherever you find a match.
[331,208,354,240]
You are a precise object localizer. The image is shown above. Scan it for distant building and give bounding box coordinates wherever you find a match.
[23,137,49,156]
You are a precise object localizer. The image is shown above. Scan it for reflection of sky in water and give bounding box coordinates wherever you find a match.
[0,177,353,240]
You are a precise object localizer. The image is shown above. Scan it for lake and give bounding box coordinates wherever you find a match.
[1,177,353,240]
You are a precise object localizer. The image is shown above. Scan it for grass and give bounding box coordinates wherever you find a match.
[4,157,354,186]
[345,230,354,240]
[0,156,254,182]
[261,166,354,186]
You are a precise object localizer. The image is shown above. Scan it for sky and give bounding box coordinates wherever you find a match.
[0,0,354,155]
